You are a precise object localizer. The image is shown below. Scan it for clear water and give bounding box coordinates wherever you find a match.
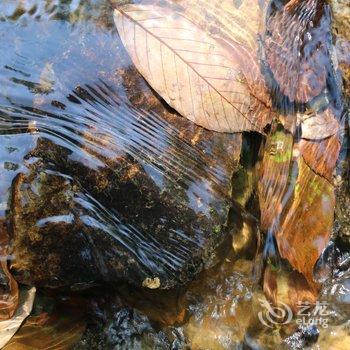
[0,1,349,349]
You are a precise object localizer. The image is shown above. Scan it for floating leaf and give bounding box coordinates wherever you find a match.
[160,0,271,106]
[114,3,272,133]
[161,0,262,49]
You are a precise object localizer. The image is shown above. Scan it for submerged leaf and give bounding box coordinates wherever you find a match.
[114,3,272,132]
[263,265,318,313]
[257,124,340,292]
[0,287,36,349]
[262,0,333,104]
[3,294,85,350]
[299,109,340,140]
[276,156,335,286]
[335,37,350,66]
[299,134,341,182]
[0,220,19,320]
[258,124,294,231]
[262,0,342,141]
[256,123,341,309]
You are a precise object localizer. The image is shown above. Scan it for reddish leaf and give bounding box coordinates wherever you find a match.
[298,134,341,182]
[276,156,335,286]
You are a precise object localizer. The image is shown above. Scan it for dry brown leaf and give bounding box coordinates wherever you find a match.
[160,0,271,106]
[162,0,262,49]
[276,156,335,286]
[114,4,272,133]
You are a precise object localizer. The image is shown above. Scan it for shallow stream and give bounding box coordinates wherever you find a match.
[0,1,349,349]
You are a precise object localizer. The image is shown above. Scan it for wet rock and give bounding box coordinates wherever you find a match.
[74,306,187,350]
[284,325,319,349]
[319,261,350,324]
[179,258,254,349]
[8,111,240,290]
[104,308,178,349]
[335,182,350,247]
[72,291,188,350]
[332,0,350,99]
[10,168,105,289]
[55,244,257,349]
[332,0,350,42]
[0,3,242,291]
[334,138,350,248]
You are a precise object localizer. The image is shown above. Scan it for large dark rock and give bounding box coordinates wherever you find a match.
[0,1,243,291]
[8,97,241,290]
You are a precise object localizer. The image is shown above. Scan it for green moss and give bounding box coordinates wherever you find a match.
[213,224,222,234]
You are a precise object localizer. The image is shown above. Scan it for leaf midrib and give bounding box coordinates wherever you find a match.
[118,7,259,129]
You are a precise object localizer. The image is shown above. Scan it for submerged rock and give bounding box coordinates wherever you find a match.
[7,93,242,290]
[0,3,242,291]
[332,0,350,251]
[332,0,350,42]
[335,177,350,247]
